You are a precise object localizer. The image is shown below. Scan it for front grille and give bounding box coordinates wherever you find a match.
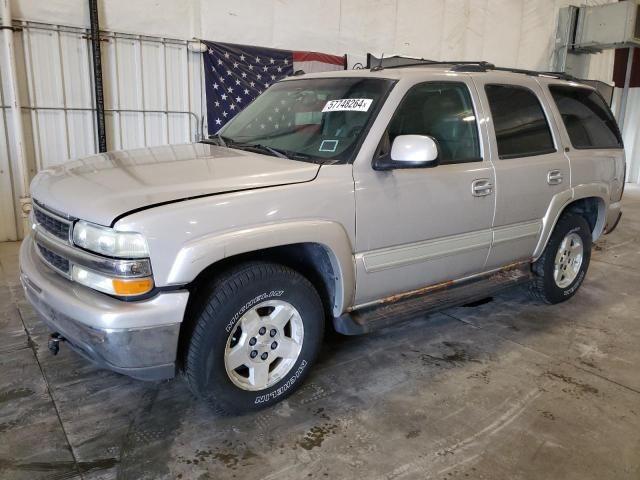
[37,243,70,274]
[34,207,71,241]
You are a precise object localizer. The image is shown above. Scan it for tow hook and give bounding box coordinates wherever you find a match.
[48,333,65,355]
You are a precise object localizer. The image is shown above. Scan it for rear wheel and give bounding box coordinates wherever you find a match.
[185,262,324,415]
[530,213,592,304]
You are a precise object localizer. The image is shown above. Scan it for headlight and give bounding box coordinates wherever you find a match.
[73,221,149,258]
[72,265,154,297]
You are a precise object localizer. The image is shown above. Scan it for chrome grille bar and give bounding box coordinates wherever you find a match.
[32,200,74,243]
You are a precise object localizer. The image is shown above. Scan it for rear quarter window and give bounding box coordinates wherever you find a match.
[548,85,623,149]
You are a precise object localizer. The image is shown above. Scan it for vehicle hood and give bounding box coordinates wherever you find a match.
[30,143,320,226]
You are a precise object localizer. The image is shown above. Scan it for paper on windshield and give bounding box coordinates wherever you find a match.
[322,98,373,113]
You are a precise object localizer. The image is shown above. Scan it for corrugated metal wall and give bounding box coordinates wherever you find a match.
[0,21,204,241]
[0,0,625,242]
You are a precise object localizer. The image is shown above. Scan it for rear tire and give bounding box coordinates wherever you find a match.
[185,262,324,415]
[530,213,592,304]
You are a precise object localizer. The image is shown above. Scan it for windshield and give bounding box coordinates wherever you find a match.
[211,77,394,164]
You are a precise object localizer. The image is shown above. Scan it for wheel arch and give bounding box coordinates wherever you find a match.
[169,220,355,317]
[533,186,608,260]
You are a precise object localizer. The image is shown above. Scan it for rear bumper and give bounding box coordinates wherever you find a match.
[604,201,622,234]
[19,234,189,381]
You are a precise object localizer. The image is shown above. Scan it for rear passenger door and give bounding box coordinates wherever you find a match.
[472,76,571,268]
[544,83,625,203]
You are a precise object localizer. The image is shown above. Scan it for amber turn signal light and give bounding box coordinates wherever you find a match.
[112,277,154,296]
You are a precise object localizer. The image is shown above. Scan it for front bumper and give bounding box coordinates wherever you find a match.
[19,234,189,381]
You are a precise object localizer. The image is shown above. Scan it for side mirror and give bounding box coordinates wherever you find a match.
[373,135,440,170]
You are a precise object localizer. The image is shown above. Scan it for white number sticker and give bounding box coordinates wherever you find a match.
[322,98,373,113]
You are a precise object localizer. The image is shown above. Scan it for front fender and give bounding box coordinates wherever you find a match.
[167,220,355,315]
[532,183,609,260]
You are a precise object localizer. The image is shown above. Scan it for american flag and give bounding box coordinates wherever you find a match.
[203,41,345,135]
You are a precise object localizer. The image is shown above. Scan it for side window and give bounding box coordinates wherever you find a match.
[485,84,556,159]
[378,82,481,165]
[548,85,623,149]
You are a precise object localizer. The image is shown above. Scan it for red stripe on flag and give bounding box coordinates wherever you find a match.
[293,51,345,66]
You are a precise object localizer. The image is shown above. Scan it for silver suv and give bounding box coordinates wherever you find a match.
[20,62,625,414]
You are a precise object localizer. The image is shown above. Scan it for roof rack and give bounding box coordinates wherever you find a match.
[374,60,490,71]
[375,60,578,81]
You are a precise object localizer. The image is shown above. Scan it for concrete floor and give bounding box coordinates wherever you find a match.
[1,188,640,480]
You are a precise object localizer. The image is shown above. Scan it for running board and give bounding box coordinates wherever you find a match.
[334,263,532,335]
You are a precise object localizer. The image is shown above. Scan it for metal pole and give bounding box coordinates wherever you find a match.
[89,0,107,152]
[1,0,31,238]
[618,46,634,132]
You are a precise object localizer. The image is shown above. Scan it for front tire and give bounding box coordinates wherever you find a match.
[185,262,324,415]
[530,213,592,304]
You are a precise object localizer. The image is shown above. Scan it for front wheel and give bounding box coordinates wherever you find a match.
[530,213,592,304]
[184,262,324,415]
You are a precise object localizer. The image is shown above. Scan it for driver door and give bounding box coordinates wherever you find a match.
[352,78,496,306]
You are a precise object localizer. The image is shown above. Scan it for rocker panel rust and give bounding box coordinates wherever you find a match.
[335,261,532,335]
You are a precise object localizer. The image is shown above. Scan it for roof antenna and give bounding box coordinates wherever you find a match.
[371,53,384,72]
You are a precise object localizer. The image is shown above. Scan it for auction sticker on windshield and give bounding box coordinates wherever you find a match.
[322,98,373,113]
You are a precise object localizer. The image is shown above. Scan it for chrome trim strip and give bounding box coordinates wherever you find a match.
[34,241,72,279]
[492,221,541,246]
[34,229,152,278]
[32,200,74,244]
[33,198,76,222]
[362,229,492,273]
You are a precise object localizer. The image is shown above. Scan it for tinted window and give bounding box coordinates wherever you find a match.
[485,84,555,159]
[379,82,481,164]
[549,86,622,149]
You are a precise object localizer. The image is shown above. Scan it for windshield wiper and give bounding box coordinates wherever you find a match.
[215,133,228,147]
[202,134,229,147]
[203,137,316,162]
[234,143,289,159]
[230,142,314,161]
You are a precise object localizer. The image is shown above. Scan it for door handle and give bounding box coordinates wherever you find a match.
[547,170,563,185]
[471,179,493,197]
